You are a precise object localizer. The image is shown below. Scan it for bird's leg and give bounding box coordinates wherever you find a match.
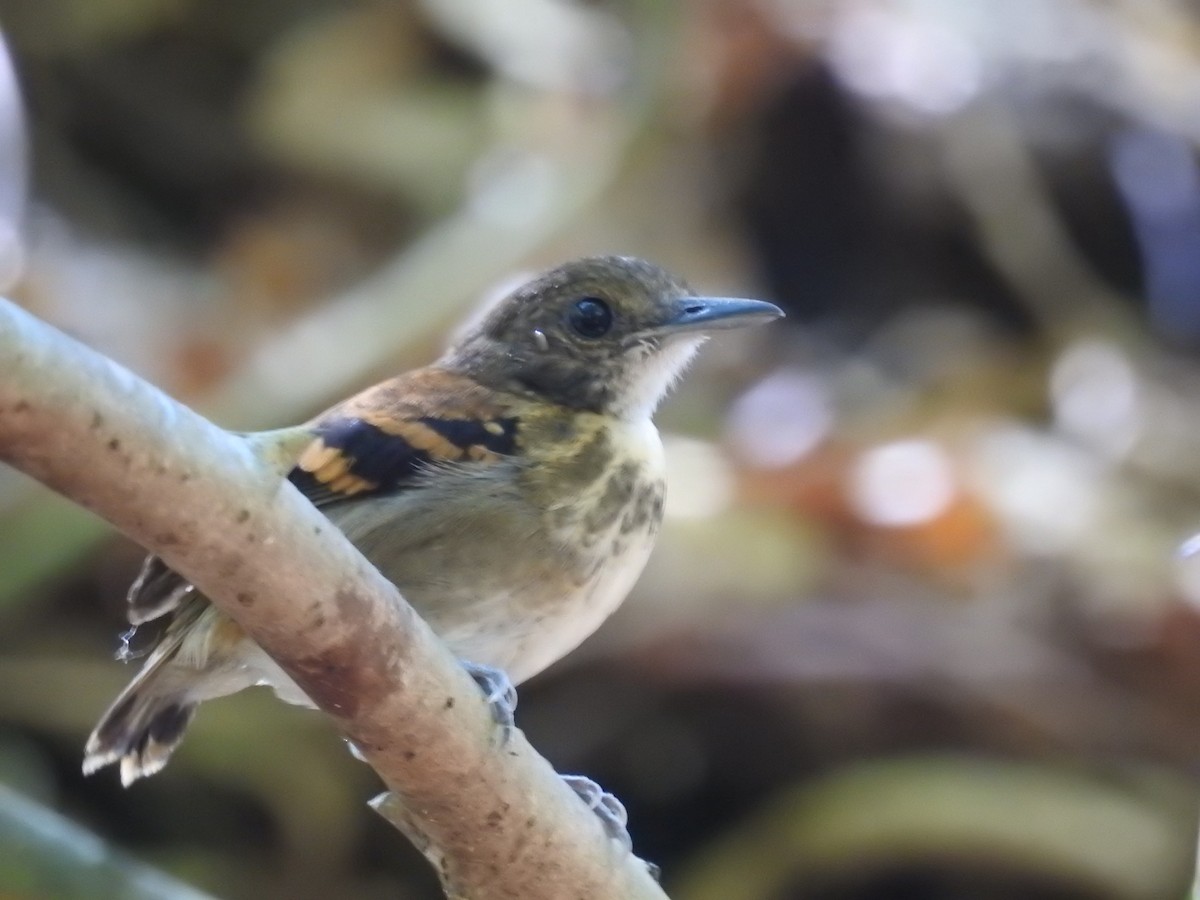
[460,660,518,733]
[457,665,656,872]
[560,773,633,852]
[561,775,660,878]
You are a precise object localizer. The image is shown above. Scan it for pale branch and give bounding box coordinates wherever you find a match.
[0,297,667,900]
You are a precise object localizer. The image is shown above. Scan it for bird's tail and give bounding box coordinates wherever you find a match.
[83,684,195,787]
[83,601,206,786]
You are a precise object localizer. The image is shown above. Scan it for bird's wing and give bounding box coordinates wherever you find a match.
[126,367,520,625]
[289,367,519,508]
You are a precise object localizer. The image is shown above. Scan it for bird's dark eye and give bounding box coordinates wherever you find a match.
[567,297,613,338]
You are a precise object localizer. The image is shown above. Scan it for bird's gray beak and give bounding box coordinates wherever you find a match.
[653,296,785,336]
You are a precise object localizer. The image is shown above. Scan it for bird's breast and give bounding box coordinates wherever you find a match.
[542,415,665,544]
[502,415,665,678]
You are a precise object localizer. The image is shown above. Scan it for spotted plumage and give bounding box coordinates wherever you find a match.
[84,255,782,786]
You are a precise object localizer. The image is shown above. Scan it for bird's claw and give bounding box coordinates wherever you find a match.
[461,660,518,736]
[561,774,632,852]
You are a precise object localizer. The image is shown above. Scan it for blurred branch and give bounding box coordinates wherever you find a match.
[939,99,1139,342]
[0,653,368,876]
[0,784,215,900]
[0,298,666,899]
[646,600,1200,763]
[0,30,28,294]
[674,757,1197,900]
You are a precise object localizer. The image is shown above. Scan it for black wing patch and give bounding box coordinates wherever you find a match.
[289,418,424,503]
[289,414,518,507]
[417,416,517,457]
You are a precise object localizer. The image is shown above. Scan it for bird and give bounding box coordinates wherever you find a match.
[83,255,783,795]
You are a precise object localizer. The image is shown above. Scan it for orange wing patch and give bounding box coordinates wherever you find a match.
[289,376,519,506]
[296,439,379,496]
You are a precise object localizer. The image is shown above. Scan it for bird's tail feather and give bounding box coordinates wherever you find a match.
[84,602,205,786]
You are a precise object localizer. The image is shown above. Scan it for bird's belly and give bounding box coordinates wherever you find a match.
[445,422,666,681]
[435,523,658,683]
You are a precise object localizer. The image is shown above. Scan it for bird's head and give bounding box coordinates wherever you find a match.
[445,256,783,419]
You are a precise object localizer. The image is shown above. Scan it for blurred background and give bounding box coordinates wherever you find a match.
[2,1,1200,897]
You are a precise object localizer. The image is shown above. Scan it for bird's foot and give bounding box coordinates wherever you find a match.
[461,660,518,735]
[561,774,632,852]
